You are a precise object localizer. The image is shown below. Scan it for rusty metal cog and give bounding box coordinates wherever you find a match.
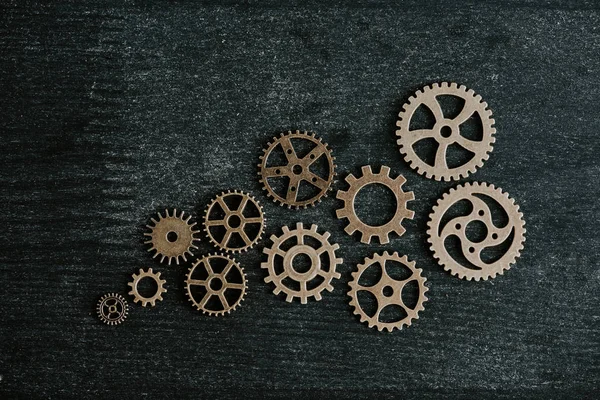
[336,165,415,244]
[427,182,526,281]
[262,223,343,304]
[127,268,167,307]
[396,82,496,181]
[144,209,200,265]
[185,253,247,316]
[96,293,129,325]
[258,130,336,208]
[204,190,266,253]
[348,252,428,332]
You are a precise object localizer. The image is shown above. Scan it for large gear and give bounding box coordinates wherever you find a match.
[427,182,526,281]
[96,293,129,325]
[336,165,415,244]
[185,253,247,316]
[348,252,428,332]
[127,268,167,307]
[203,190,265,253]
[144,209,200,265]
[258,130,335,208]
[396,82,496,181]
[262,223,343,304]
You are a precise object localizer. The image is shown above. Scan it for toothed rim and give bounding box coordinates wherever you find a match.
[144,208,200,265]
[203,190,266,253]
[184,253,247,316]
[96,293,129,325]
[262,222,343,304]
[347,252,428,332]
[396,82,496,181]
[426,182,526,281]
[128,268,167,307]
[258,130,336,209]
[335,165,415,244]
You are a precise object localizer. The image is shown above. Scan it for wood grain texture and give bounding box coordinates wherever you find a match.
[0,1,598,398]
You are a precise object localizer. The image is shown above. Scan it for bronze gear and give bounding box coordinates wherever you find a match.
[427,182,526,281]
[144,209,200,265]
[262,223,343,304]
[396,82,496,181]
[203,190,265,253]
[348,252,428,332]
[258,130,335,208]
[185,253,247,316]
[336,165,415,244]
[97,293,128,325]
[128,268,167,307]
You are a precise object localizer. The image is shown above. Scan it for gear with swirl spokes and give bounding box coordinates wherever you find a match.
[262,223,343,304]
[348,252,428,332]
[427,182,526,281]
[144,209,200,265]
[336,165,415,244]
[203,190,266,253]
[96,293,129,325]
[258,130,336,208]
[396,82,496,181]
[185,253,247,316]
[128,268,167,307]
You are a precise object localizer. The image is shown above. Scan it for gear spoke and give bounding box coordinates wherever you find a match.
[216,197,230,213]
[205,219,226,227]
[304,172,328,190]
[454,135,482,154]
[422,95,444,122]
[244,217,263,224]
[279,136,297,161]
[237,196,249,212]
[434,142,449,169]
[220,230,233,248]
[262,166,289,178]
[302,146,326,165]
[187,279,207,287]
[225,282,244,290]
[218,292,229,309]
[401,129,437,146]
[239,230,252,246]
[453,101,478,125]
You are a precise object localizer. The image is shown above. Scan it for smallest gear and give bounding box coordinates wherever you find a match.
[97,293,129,325]
[128,268,167,307]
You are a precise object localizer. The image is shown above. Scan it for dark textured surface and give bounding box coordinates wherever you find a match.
[1,1,599,398]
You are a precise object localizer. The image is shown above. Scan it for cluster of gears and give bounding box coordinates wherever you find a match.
[97,82,526,333]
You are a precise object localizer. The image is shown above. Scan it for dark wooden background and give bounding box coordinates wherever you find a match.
[1,1,598,398]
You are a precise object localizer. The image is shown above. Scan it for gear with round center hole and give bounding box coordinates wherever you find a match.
[127,268,167,307]
[336,165,415,244]
[396,82,496,181]
[185,253,247,316]
[262,223,343,304]
[427,182,526,281]
[204,190,266,253]
[348,252,428,332]
[258,130,336,208]
[96,293,129,325]
[144,209,200,265]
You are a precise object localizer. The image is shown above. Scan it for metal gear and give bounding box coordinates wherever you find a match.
[203,190,266,253]
[427,182,526,281]
[96,293,129,325]
[396,82,496,181]
[348,252,428,332]
[144,209,200,265]
[336,165,415,244]
[185,253,247,316]
[127,268,167,307]
[258,130,336,208]
[262,223,343,304]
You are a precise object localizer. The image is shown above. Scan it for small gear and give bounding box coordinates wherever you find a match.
[185,253,247,316]
[427,182,526,281]
[127,268,167,307]
[336,165,415,244]
[258,130,336,208]
[262,223,343,304]
[396,82,496,181]
[144,209,200,265]
[96,293,129,325]
[348,252,428,332]
[204,190,266,253]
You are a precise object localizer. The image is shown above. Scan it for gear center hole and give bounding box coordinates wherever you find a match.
[440,125,452,138]
[292,164,303,175]
[382,285,394,297]
[166,231,178,242]
[209,277,223,291]
[354,183,398,227]
[108,305,118,313]
[465,220,488,243]
[291,253,313,274]
[137,276,159,298]
[227,215,242,229]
